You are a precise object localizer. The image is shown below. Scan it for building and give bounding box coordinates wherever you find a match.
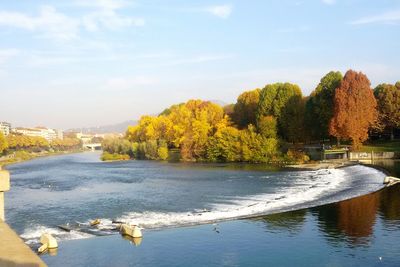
[13,127,63,142]
[56,129,63,140]
[0,122,11,136]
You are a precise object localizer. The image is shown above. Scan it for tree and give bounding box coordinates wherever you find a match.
[329,70,377,149]
[256,83,302,134]
[0,132,8,154]
[232,89,260,128]
[305,71,343,140]
[239,125,278,163]
[206,122,242,162]
[280,96,306,143]
[257,115,277,139]
[374,83,400,140]
[223,104,235,118]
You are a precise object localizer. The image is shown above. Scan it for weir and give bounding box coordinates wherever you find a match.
[0,168,47,267]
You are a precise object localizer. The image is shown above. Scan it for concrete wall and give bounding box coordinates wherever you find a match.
[349,152,397,160]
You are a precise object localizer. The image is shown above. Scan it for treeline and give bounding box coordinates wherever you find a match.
[101,69,399,163]
[0,133,81,155]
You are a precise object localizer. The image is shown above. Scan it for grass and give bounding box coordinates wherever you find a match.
[360,141,400,152]
[101,152,130,161]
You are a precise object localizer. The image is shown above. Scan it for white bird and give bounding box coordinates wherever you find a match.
[379,256,382,261]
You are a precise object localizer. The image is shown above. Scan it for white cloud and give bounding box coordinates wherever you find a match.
[77,0,144,31]
[82,11,144,32]
[322,0,336,5]
[351,10,400,25]
[207,5,233,19]
[75,0,130,11]
[0,4,144,41]
[0,6,80,40]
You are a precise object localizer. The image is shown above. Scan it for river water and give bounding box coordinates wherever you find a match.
[4,152,387,248]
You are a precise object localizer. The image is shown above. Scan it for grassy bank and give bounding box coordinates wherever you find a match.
[360,141,400,152]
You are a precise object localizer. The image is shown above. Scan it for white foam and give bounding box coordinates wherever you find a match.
[113,168,351,229]
[21,225,93,245]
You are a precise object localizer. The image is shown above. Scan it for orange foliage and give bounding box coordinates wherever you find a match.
[329,70,377,149]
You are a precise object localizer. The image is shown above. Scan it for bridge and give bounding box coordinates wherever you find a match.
[83,143,102,151]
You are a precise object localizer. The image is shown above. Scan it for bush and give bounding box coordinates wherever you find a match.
[101,152,130,161]
[284,149,310,164]
[157,146,169,160]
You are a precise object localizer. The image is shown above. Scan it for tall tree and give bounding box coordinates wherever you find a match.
[374,83,400,140]
[329,70,377,149]
[280,96,307,143]
[232,89,260,128]
[256,83,302,134]
[0,132,8,154]
[257,115,277,139]
[305,71,343,140]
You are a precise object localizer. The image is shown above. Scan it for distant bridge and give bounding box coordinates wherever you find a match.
[83,143,102,151]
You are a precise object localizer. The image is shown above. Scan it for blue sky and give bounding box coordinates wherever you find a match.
[0,0,399,129]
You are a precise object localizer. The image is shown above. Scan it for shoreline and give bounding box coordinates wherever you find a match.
[0,149,87,169]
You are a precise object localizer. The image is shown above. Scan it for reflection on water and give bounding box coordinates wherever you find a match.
[254,209,306,235]
[380,185,400,223]
[314,192,380,247]
[251,159,400,251]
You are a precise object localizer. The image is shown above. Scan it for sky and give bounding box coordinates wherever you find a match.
[0,0,399,130]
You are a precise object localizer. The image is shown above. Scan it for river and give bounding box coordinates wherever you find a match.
[5,152,388,247]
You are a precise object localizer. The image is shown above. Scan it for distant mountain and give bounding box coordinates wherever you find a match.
[66,120,137,134]
[208,99,229,107]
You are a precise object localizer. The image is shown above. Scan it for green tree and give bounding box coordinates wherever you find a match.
[256,83,302,134]
[280,96,306,143]
[240,125,278,163]
[329,70,377,149]
[305,71,343,140]
[0,132,8,154]
[232,89,260,128]
[257,115,277,139]
[374,83,400,140]
[206,124,241,162]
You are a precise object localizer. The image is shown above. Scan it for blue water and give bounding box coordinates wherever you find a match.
[4,152,386,247]
[40,183,400,267]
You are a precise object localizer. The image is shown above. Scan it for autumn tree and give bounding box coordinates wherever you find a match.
[0,132,8,154]
[305,71,342,140]
[329,70,377,149]
[232,89,260,128]
[374,83,400,140]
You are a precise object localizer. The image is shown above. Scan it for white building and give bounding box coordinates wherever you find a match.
[13,127,63,142]
[0,122,11,136]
